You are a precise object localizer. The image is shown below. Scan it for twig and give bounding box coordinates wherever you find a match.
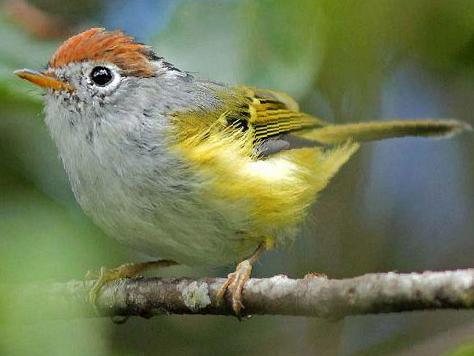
[5,269,474,322]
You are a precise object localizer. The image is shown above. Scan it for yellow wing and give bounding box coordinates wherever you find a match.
[171,85,326,157]
[222,87,324,150]
[172,85,468,157]
[223,87,468,148]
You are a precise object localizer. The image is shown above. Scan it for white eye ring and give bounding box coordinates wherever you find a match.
[90,66,114,86]
[87,64,121,91]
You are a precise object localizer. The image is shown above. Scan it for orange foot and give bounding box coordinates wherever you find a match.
[217,243,266,319]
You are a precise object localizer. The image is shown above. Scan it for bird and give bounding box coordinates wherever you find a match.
[15,28,471,317]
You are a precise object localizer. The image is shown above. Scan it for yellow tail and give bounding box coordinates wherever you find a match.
[297,119,471,144]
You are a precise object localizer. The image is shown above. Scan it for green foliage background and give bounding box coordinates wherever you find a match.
[1,1,473,355]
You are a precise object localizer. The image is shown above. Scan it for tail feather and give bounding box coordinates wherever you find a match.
[296,119,471,144]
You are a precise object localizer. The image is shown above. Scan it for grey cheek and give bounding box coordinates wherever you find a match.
[51,93,79,127]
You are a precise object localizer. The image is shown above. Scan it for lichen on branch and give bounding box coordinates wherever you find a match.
[4,269,474,321]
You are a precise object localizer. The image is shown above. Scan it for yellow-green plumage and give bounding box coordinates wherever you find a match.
[171,86,469,251]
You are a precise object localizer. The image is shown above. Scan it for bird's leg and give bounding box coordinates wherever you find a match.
[217,242,267,318]
[88,259,178,307]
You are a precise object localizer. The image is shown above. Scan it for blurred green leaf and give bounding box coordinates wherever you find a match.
[0,13,58,103]
[446,341,474,356]
[154,0,327,97]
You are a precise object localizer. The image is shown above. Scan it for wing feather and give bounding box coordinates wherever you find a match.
[226,87,323,145]
[172,86,325,158]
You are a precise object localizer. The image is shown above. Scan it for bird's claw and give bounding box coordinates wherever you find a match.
[88,266,114,310]
[85,260,178,314]
[87,264,140,311]
[217,259,253,320]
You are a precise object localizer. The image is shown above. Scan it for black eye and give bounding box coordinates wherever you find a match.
[90,66,113,86]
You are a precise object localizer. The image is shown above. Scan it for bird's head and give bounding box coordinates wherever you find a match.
[15,28,187,120]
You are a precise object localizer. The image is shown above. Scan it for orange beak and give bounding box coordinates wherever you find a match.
[14,69,74,92]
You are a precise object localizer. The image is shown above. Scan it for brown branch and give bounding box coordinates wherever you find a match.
[5,269,474,322]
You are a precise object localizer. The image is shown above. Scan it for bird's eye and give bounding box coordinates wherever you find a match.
[90,66,113,86]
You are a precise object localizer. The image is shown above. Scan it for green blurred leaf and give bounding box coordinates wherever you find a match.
[446,341,474,356]
[0,13,58,103]
[154,0,327,97]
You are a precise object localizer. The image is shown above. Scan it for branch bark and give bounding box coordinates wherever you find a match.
[5,269,474,321]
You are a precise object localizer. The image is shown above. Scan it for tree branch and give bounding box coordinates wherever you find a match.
[6,269,474,321]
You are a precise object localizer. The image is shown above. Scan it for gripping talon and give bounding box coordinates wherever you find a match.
[86,260,178,312]
[217,243,266,319]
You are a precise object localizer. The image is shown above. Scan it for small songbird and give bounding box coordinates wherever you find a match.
[15,28,470,316]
